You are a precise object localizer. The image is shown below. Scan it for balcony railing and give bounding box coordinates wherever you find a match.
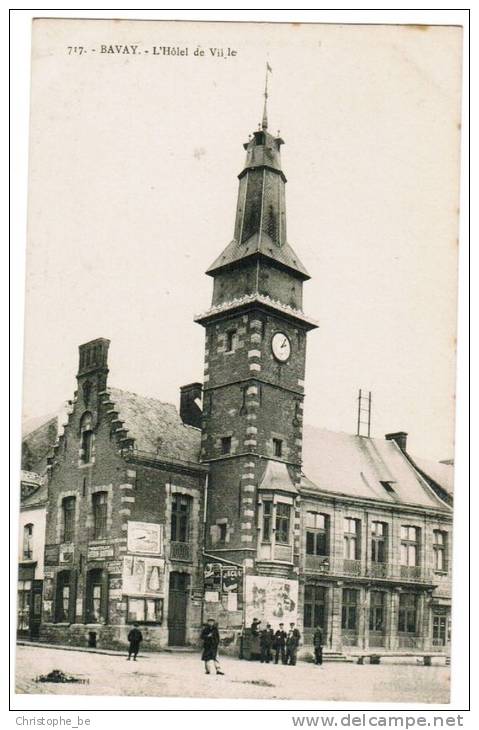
[400,565,422,581]
[343,559,362,576]
[305,554,330,573]
[170,541,192,562]
[298,554,432,583]
[367,562,389,579]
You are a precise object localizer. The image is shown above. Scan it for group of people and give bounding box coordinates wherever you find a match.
[252,618,324,666]
[126,617,325,670]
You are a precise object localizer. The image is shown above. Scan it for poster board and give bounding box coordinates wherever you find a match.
[127,521,163,555]
[122,555,165,597]
[244,575,298,626]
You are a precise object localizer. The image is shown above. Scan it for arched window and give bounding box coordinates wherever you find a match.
[23,523,33,560]
[80,412,93,464]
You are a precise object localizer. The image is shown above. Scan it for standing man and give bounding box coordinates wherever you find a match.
[251,617,261,636]
[201,618,224,675]
[273,623,287,664]
[259,623,274,663]
[313,626,324,666]
[285,622,301,666]
[127,622,143,661]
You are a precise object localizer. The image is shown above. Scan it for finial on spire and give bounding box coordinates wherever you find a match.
[262,62,272,131]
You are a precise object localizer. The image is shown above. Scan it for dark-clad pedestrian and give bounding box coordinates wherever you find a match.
[313,626,324,666]
[273,623,287,664]
[127,622,143,661]
[285,622,301,666]
[260,623,274,663]
[201,618,224,675]
[251,617,261,636]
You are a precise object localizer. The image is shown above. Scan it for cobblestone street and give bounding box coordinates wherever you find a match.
[15,645,450,703]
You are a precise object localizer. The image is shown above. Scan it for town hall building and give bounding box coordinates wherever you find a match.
[19,97,453,659]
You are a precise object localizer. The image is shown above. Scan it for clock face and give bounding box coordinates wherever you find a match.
[272,332,291,362]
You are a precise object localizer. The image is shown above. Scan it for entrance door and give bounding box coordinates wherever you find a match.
[168,572,188,646]
[30,580,43,638]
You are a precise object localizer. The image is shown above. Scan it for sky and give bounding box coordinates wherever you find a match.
[22,19,462,461]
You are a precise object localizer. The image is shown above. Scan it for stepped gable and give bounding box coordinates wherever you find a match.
[301,425,451,511]
[107,387,201,464]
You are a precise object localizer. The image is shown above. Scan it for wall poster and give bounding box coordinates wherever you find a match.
[244,575,298,626]
[122,555,165,597]
[127,521,163,555]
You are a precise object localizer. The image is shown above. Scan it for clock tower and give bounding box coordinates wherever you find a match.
[195,95,317,585]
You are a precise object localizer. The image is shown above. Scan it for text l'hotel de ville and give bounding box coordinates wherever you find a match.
[66,44,238,57]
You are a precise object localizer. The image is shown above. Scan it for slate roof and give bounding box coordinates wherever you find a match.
[301,425,451,511]
[108,387,201,464]
[410,455,454,496]
[259,459,298,495]
[21,416,59,474]
[205,233,310,280]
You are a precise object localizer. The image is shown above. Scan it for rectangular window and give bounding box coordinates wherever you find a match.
[221,436,232,455]
[23,524,33,560]
[218,523,227,543]
[344,517,360,560]
[369,591,385,631]
[433,530,448,572]
[398,592,417,634]
[371,521,387,563]
[400,526,419,566]
[262,501,272,542]
[306,512,329,556]
[225,329,237,353]
[432,615,447,646]
[62,496,76,543]
[273,438,283,458]
[86,569,105,623]
[55,571,71,623]
[92,492,108,539]
[275,503,291,545]
[341,588,358,630]
[304,584,326,629]
[171,494,191,543]
[127,597,163,624]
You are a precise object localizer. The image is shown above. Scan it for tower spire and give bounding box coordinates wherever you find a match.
[262,62,272,131]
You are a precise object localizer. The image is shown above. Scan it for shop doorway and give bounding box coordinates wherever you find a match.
[168,572,188,646]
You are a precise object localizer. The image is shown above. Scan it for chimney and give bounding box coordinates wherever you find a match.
[78,338,110,377]
[385,431,408,452]
[180,383,203,429]
[77,338,111,406]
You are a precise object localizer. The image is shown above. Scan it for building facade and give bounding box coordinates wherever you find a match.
[21,99,453,658]
[38,339,207,650]
[17,471,48,639]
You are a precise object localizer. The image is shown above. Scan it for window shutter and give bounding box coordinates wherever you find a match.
[69,570,78,624]
[101,571,109,624]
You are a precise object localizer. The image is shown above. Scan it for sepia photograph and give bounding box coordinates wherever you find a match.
[14,16,464,705]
